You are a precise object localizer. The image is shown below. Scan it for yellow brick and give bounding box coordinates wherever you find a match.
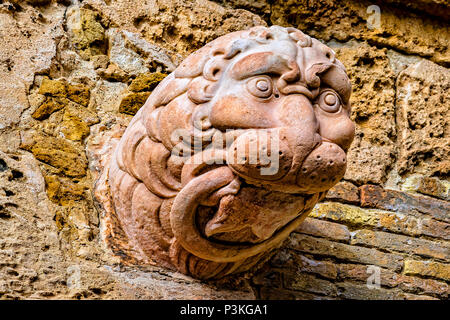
[310,202,420,236]
[404,260,450,282]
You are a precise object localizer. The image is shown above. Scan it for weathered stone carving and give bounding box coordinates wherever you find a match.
[94,26,355,279]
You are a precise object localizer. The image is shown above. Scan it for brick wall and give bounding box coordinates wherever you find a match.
[252,180,449,299]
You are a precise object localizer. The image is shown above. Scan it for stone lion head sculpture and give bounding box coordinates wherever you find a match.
[95,26,355,279]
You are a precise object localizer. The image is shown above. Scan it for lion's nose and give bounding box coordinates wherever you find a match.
[316,114,355,152]
[296,141,347,193]
[276,94,318,132]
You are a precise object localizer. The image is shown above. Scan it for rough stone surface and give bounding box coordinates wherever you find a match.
[325,181,360,204]
[0,0,448,300]
[396,60,449,178]
[404,260,450,282]
[332,42,396,185]
[360,184,450,223]
[351,229,449,261]
[402,176,450,201]
[296,218,351,242]
[270,0,449,66]
[288,234,404,271]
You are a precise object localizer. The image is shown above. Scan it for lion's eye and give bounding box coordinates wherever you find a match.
[247,76,273,98]
[318,90,341,113]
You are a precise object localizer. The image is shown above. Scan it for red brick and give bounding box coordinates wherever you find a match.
[284,272,337,296]
[311,202,421,237]
[325,181,360,204]
[360,184,450,223]
[350,229,450,260]
[336,282,402,300]
[296,218,350,242]
[259,287,337,300]
[337,264,448,298]
[421,218,450,240]
[270,250,338,280]
[288,233,404,271]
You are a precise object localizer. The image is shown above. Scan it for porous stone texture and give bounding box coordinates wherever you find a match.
[0,0,448,300]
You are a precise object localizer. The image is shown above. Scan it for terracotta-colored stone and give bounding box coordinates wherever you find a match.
[95,26,355,279]
[1,0,448,300]
[325,181,360,204]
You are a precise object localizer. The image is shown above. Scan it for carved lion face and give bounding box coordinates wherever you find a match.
[96,26,355,279]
